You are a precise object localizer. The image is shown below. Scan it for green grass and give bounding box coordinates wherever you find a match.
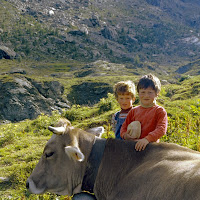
[0,70,200,199]
[0,113,69,199]
[0,95,199,199]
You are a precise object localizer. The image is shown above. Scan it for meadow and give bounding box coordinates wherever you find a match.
[0,75,199,199]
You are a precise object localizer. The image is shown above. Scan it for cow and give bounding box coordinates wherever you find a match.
[26,118,200,200]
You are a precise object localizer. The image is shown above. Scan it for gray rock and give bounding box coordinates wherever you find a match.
[0,76,70,122]
[101,26,118,41]
[9,69,26,75]
[0,177,10,182]
[0,46,16,59]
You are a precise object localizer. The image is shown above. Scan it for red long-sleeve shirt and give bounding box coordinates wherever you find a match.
[120,105,168,142]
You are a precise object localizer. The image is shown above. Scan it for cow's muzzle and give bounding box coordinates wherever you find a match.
[26,180,29,189]
[26,178,45,194]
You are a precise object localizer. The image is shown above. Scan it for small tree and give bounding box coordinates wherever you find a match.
[134,55,140,67]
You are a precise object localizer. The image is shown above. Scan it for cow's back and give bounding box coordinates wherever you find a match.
[94,139,200,200]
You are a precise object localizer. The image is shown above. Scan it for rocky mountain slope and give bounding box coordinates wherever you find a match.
[0,0,200,64]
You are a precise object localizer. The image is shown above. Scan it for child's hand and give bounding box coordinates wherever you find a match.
[123,130,136,141]
[135,138,149,151]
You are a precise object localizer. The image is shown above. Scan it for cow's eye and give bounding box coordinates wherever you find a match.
[45,152,54,158]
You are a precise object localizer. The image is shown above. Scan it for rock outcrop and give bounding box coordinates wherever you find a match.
[0,75,70,122]
[0,46,16,59]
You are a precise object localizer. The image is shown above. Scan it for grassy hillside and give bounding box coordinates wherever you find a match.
[0,75,199,199]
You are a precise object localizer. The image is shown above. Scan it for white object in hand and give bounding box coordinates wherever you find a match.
[127,121,141,139]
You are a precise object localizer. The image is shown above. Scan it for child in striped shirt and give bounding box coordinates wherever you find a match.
[111,80,136,139]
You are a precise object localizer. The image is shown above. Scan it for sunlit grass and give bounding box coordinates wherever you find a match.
[0,75,200,199]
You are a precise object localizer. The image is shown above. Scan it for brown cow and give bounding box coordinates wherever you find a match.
[27,119,200,200]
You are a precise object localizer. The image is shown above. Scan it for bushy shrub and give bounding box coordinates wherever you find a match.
[98,93,118,114]
[64,105,85,121]
[179,75,191,82]
[63,93,118,123]
[30,111,61,136]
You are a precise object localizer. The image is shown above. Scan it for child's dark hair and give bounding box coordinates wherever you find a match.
[137,74,161,94]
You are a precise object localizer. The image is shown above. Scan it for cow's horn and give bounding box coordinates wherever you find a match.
[48,126,66,135]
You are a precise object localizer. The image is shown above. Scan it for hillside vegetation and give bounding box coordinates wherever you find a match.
[0,75,199,199]
[1,0,200,64]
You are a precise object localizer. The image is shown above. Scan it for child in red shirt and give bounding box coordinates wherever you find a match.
[120,74,167,151]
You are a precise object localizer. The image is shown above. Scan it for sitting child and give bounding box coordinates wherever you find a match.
[111,80,136,139]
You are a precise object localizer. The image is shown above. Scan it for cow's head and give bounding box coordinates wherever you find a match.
[26,118,96,196]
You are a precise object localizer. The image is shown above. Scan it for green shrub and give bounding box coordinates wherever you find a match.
[30,112,61,136]
[63,93,118,123]
[98,93,118,114]
[63,105,99,122]
[179,75,191,82]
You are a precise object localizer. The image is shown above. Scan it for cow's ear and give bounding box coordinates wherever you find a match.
[65,146,85,162]
[85,126,104,138]
[48,126,66,134]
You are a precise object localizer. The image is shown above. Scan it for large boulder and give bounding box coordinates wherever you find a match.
[101,26,118,41]
[0,76,70,122]
[0,46,16,59]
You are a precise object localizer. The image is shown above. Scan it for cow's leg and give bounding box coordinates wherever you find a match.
[72,192,97,200]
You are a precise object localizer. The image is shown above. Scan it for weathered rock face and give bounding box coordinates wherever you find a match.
[175,59,200,75]
[67,81,112,105]
[0,46,16,59]
[101,26,118,41]
[0,76,70,122]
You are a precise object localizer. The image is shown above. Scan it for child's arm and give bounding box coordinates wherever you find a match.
[145,107,168,142]
[120,110,135,140]
[135,107,167,151]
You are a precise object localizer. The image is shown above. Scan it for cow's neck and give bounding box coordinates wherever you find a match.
[82,137,106,193]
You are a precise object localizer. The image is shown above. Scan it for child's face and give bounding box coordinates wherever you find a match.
[117,93,134,110]
[138,87,158,106]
